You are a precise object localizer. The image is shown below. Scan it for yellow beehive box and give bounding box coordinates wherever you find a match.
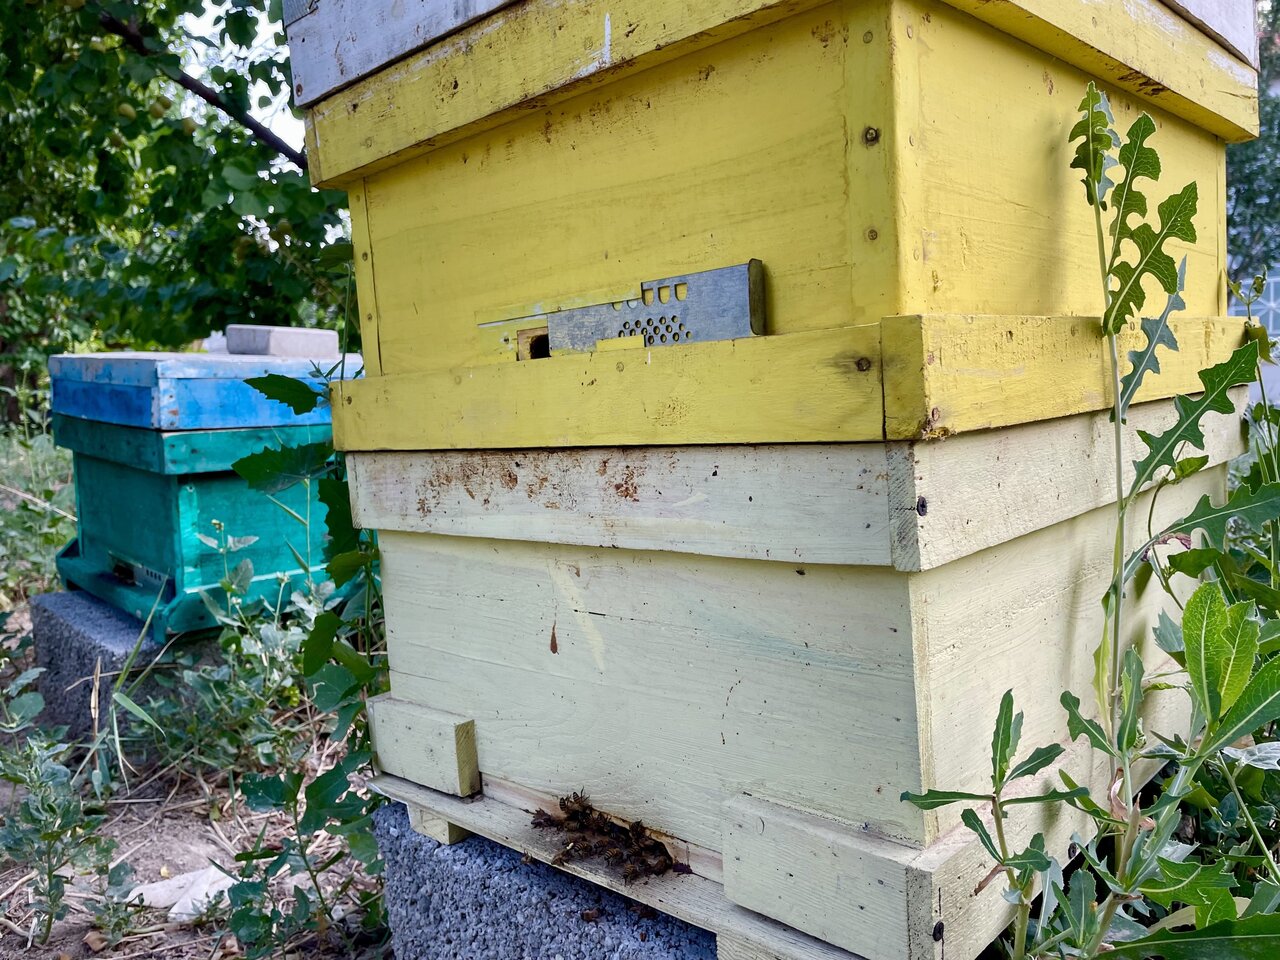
[285,1,1259,957]
[293,0,1256,449]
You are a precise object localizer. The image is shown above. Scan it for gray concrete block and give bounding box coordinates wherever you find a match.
[31,591,151,741]
[225,324,340,358]
[373,803,718,960]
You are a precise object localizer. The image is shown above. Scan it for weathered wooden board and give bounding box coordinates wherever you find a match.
[371,774,864,960]
[331,324,886,450]
[372,456,1218,857]
[888,391,1247,570]
[1161,0,1258,67]
[881,317,1247,440]
[367,696,480,796]
[378,532,923,849]
[346,393,1245,570]
[285,0,518,107]
[301,0,1256,187]
[349,445,894,567]
[912,469,1218,841]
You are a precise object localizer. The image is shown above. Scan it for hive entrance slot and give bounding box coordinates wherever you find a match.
[517,326,551,361]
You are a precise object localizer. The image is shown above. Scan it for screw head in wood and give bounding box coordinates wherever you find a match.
[863,126,881,146]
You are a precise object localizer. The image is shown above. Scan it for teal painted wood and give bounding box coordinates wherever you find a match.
[56,420,337,640]
[49,351,362,430]
[52,415,331,474]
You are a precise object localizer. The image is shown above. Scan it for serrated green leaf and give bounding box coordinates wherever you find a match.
[1201,656,1280,758]
[1116,259,1183,420]
[1184,582,1229,722]
[1196,888,1240,928]
[1109,114,1161,246]
[1219,603,1260,713]
[1106,182,1198,334]
[1126,483,1280,589]
[1069,82,1120,208]
[1102,915,1280,959]
[1129,341,1260,495]
[245,373,325,415]
[900,789,991,810]
[232,441,334,494]
[318,476,359,559]
[1062,690,1116,756]
[1007,744,1064,783]
[992,689,1022,788]
[1005,835,1052,873]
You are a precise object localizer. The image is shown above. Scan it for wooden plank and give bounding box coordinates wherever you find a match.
[881,315,1247,440]
[376,532,924,849]
[892,5,1229,320]
[910,469,1216,843]
[406,806,471,845]
[1160,0,1258,67]
[368,695,481,796]
[348,184,383,377]
[301,0,1256,187]
[331,324,885,450]
[286,0,518,107]
[370,774,865,960]
[723,796,921,960]
[935,0,1257,141]
[348,445,894,566]
[887,391,1248,571]
[301,0,837,186]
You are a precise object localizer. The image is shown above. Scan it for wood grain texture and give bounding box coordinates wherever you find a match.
[406,806,471,845]
[301,0,1255,186]
[370,774,865,960]
[348,445,893,566]
[368,695,481,796]
[887,391,1247,570]
[286,0,517,107]
[347,393,1245,572]
[723,795,920,960]
[331,324,885,451]
[880,316,1247,440]
[377,532,923,848]
[911,468,1220,842]
[1160,0,1259,66]
[934,0,1257,140]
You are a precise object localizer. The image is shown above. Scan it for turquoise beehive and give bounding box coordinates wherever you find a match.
[49,351,359,638]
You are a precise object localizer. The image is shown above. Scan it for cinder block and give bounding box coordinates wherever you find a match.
[225,324,339,359]
[373,803,716,960]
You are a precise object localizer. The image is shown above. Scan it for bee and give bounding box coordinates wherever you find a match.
[628,820,647,840]
[649,854,673,876]
[531,809,560,829]
[559,790,592,817]
[621,862,644,885]
[602,847,624,865]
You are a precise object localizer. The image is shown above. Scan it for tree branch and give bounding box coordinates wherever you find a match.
[97,9,308,172]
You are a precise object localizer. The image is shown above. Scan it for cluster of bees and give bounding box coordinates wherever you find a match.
[531,791,689,884]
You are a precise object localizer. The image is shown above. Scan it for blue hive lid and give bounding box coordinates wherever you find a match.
[49,351,362,431]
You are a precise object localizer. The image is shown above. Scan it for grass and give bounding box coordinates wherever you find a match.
[0,424,76,613]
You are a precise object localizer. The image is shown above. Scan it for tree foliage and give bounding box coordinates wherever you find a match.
[1227,3,1280,278]
[0,0,349,402]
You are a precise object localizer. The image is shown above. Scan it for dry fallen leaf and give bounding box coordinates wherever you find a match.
[83,930,109,952]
